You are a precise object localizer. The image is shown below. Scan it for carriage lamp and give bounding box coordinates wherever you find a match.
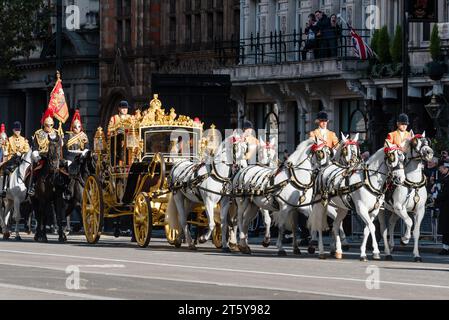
[425,95,443,138]
[94,127,105,153]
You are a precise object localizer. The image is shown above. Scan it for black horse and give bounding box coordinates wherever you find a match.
[62,150,97,229]
[31,135,66,243]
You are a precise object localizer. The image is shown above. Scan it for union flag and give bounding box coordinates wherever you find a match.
[48,72,69,123]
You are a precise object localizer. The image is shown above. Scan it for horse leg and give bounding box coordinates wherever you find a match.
[174,194,194,250]
[333,209,347,259]
[378,211,392,260]
[309,202,326,259]
[56,196,67,243]
[1,201,11,240]
[199,198,216,244]
[360,210,381,260]
[393,204,412,246]
[13,199,22,241]
[412,206,425,262]
[219,197,230,252]
[261,209,271,248]
[237,199,251,253]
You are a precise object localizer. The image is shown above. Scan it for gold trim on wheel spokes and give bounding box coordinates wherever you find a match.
[82,176,104,244]
[133,193,152,248]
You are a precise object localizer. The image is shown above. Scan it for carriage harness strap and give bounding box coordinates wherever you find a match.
[387,174,427,212]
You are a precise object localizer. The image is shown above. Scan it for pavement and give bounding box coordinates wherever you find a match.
[0,230,448,300]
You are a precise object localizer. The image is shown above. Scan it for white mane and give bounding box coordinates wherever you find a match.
[287,139,314,165]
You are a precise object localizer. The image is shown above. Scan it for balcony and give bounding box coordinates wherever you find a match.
[214,29,371,83]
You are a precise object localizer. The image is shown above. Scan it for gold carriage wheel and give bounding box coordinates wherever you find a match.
[165,224,180,246]
[149,153,166,191]
[133,193,153,248]
[82,175,104,244]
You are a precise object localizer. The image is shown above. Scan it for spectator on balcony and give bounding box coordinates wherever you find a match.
[315,10,333,59]
[302,14,318,60]
[329,14,342,57]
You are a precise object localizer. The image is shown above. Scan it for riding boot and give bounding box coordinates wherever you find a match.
[1,174,8,197]
[27,176,35,196]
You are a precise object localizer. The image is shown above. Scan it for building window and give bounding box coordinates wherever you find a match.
[423,22,431,42]
[207,13,214,42]
[169,17,176,45]
[186,15,192,45]
[340,100,368,149]
[194,14,201,43]
[116,0,131,46]
[216,12,224,40]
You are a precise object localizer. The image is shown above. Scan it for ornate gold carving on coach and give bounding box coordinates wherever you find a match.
[140,94,203,129]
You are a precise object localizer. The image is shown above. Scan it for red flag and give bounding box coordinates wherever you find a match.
[48,72,69,123]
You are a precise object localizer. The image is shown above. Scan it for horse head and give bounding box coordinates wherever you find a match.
[384,141,406,185]
[339,132,361,166]
[311,136,332,168]
[407,130,434,162]
[47,134,62,174]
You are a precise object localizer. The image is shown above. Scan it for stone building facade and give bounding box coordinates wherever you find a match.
[99,0,241,131]
[215,0,449,154]
[0,0,100,139]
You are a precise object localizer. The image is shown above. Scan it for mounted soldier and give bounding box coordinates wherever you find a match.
[385,113,411,148]
[62,110,90,200]
[309,111,339,157]
[28,108,63,196]
[1,121,30,197]
[64,110,89,164]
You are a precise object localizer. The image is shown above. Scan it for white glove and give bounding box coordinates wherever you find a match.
[82,149,89,157]
[32,151,40,162]
[16,152,21,157]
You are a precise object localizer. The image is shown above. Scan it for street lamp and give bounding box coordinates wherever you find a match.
[425,94,442,137]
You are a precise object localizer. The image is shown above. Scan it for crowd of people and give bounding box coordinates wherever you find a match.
[425,150,449,255]
[302,10,342,60]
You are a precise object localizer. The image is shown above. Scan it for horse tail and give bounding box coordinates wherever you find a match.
[307,202,329,232]
[165,193,180,231]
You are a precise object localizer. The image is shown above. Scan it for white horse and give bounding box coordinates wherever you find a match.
[308,142,406,261]
[378,132,433,262]
[234,137,332,255]
[0,150,38,240]
[167,133,247,251]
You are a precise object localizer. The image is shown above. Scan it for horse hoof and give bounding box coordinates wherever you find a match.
[330,250,336,257]
[174,239,182,249]
[188,245,197,251]
[58,235,67,243]
[15,235,22,241]
[342,245,350,252]
[372,253,381,261]
[238,245,251,255]
[400,239,408,246]
[262,240,270,248]
[3,232,11,240]
[414,257,422,263]
[198,236,207,244]
[385,255,393,261]
[229,243,240,252]
[278,250,287,256]
[114,229,120,238]
[222,247,231,253]
[33,234,38,242]
[319,254,326,260]
[308,246,316,254]
[360,256,368,262]
[293,248,302,255]
[335,252,343,260]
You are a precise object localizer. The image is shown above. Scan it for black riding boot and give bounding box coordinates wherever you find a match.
[1,173,8,197]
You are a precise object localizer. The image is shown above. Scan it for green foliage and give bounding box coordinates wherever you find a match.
[391,25,402,64]
[0,0,50,81]
[431,137,449,157]
[430,24,441,61]
[377,26,392,64]
[370,29,380,56]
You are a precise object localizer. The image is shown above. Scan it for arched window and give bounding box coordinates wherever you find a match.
[263,104,279,141]
[340,100,368,148]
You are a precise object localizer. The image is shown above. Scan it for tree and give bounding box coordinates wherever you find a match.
[429,24,442,61]
[391,25,402,64]
[370,29,380,55]
[377,26,392,64]
[0,0,50,81]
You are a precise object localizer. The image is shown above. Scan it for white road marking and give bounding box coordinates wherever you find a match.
[0,261,379,300]
[1,249,449,292]
[0,282,122,300]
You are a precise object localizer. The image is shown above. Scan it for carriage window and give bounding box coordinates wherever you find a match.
[143,129,199,158]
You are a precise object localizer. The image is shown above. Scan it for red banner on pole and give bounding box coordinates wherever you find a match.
[48,72,69,123]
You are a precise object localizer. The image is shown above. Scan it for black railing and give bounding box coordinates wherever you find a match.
[215,28,372,66]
